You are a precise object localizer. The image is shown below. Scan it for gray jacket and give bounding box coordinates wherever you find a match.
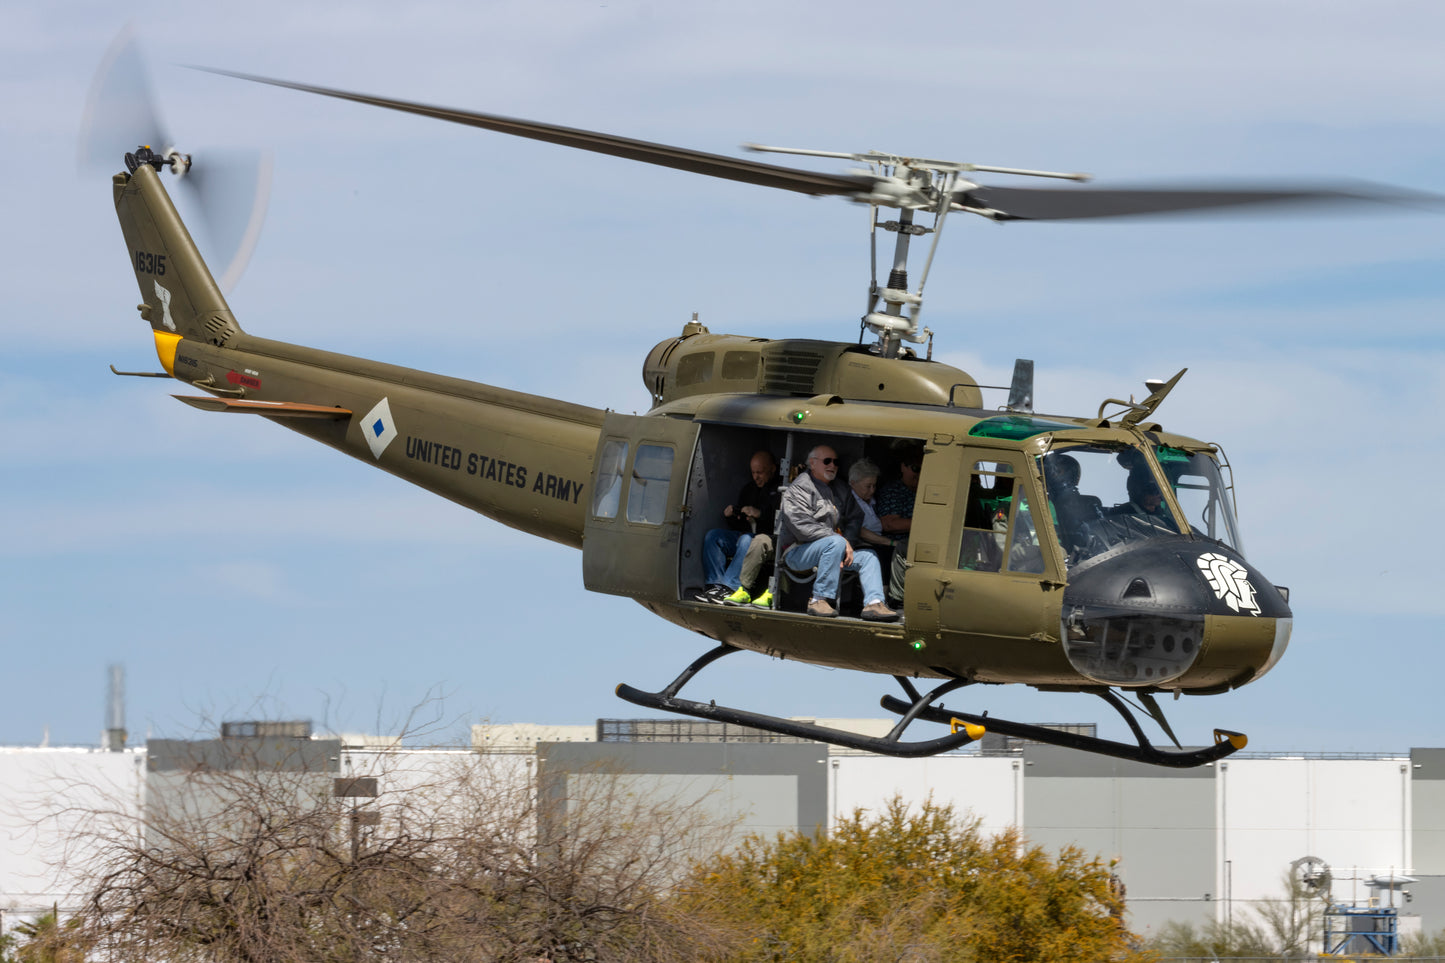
[780,471,864,556]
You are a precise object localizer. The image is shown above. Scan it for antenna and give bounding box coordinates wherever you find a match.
[104,663,127,752]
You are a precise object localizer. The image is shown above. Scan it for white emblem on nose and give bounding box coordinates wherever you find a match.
[1197,552,1261,616]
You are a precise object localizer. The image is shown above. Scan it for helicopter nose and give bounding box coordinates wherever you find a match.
[1061,539,1292,689]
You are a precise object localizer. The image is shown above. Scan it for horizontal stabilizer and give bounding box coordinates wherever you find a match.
[173,395,352,419]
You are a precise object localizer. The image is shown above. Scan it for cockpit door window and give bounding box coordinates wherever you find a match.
[957,461,1045,575]
[958,464,1011,573]
[1156,445,1245,555]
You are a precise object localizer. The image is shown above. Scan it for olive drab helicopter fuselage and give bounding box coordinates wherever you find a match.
[103,68,1392,765]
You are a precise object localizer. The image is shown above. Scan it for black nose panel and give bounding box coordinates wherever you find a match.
[1059,538,1290,686]
[1064,537,1291,620]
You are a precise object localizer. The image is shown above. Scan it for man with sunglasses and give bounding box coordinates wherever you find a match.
[779,445,899,621]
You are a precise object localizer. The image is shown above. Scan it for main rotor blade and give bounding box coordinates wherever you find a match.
[197,68,877,198]
[958,183,1435,221]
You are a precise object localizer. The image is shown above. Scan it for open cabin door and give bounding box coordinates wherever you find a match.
[582,412,699,602]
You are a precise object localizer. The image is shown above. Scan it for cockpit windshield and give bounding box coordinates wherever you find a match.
[1154,445,1244,555]
[1040,445,1180,570]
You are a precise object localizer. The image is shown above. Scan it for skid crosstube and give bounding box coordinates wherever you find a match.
[616,643,1245,765]
[615,644,986,758]
[879,684,1246,769]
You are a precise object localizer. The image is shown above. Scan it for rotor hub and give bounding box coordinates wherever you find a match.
[124,145,190,176]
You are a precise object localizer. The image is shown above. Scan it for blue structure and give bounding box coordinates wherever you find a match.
[1324,905,1399,957]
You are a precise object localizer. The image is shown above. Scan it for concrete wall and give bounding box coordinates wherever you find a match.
[1414,749,1445,874]
[1021,746,1217,935]
[538,742,828,855]
[1221,757,1412,910]
[0,749,143,920]
[830,753,1021,838]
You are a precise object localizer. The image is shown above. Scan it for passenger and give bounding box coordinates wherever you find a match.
[779,445,899,621]
[877,446,923,601]
[847,459,893,551]
[696,450,780,607]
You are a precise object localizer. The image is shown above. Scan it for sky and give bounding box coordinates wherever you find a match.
[2,1,1443,752]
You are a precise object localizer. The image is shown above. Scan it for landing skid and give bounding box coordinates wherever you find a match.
[616,644,986,757]
[879,681,1246,768]
[617,644,1246,766]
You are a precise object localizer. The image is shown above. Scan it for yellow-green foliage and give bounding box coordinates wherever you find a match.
[675,796,1149,963]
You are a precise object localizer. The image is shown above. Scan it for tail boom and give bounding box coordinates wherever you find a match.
[171,334,605,548]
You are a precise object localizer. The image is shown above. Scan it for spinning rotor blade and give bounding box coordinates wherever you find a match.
[197,68,877,198]
[81,30,272,293]
[186,148,274,293]
[958,183,1432,221]
[78,26,169,174]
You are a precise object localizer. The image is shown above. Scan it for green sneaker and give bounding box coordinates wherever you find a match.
[722,587,752,605]
[749,590,774,609]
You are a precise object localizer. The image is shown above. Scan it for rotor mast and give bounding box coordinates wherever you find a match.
[747,144,1089,357]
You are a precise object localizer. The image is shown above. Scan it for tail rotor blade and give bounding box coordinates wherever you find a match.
[179,148,274,293]
[82,29,273,292]
[78,25,170,174]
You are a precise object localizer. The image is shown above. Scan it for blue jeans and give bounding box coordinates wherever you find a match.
[785,535,885,606]
[704,529,751,589]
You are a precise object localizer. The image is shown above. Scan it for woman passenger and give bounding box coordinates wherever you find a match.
[847,459,894,551]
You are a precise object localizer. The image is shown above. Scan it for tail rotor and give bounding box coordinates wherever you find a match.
[80,26,272,294]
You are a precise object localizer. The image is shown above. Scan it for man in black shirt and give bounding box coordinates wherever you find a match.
[698,450,780,607]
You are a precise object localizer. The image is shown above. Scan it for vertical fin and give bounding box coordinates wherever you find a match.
[113,165,244,347]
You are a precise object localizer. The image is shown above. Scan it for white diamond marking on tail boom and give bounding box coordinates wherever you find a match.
[153,280,176,331]
[360,397,398,460]
[1197,552,1262,616]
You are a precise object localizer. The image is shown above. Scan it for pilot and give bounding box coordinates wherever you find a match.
[877,446,923,601]
[779,445,899,621]
[1044,452,1104,552]
[1112,467,1177,528]
[698,450,781,607]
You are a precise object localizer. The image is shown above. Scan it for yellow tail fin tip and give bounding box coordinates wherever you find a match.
[152,331,182,376]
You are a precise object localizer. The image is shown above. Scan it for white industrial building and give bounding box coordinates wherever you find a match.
[0,721,1438,950]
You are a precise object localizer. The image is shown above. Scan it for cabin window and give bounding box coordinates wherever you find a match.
[676,352,715,387]
[721,350,759,381]
[592,439,628,519]
[626,444,674,525]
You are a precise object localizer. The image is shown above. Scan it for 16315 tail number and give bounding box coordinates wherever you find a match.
[134,251,166,275]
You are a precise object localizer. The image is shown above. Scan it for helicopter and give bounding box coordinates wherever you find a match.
[96,57,1429,766]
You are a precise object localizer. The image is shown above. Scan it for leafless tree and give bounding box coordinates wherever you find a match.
[48,729,740,963]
